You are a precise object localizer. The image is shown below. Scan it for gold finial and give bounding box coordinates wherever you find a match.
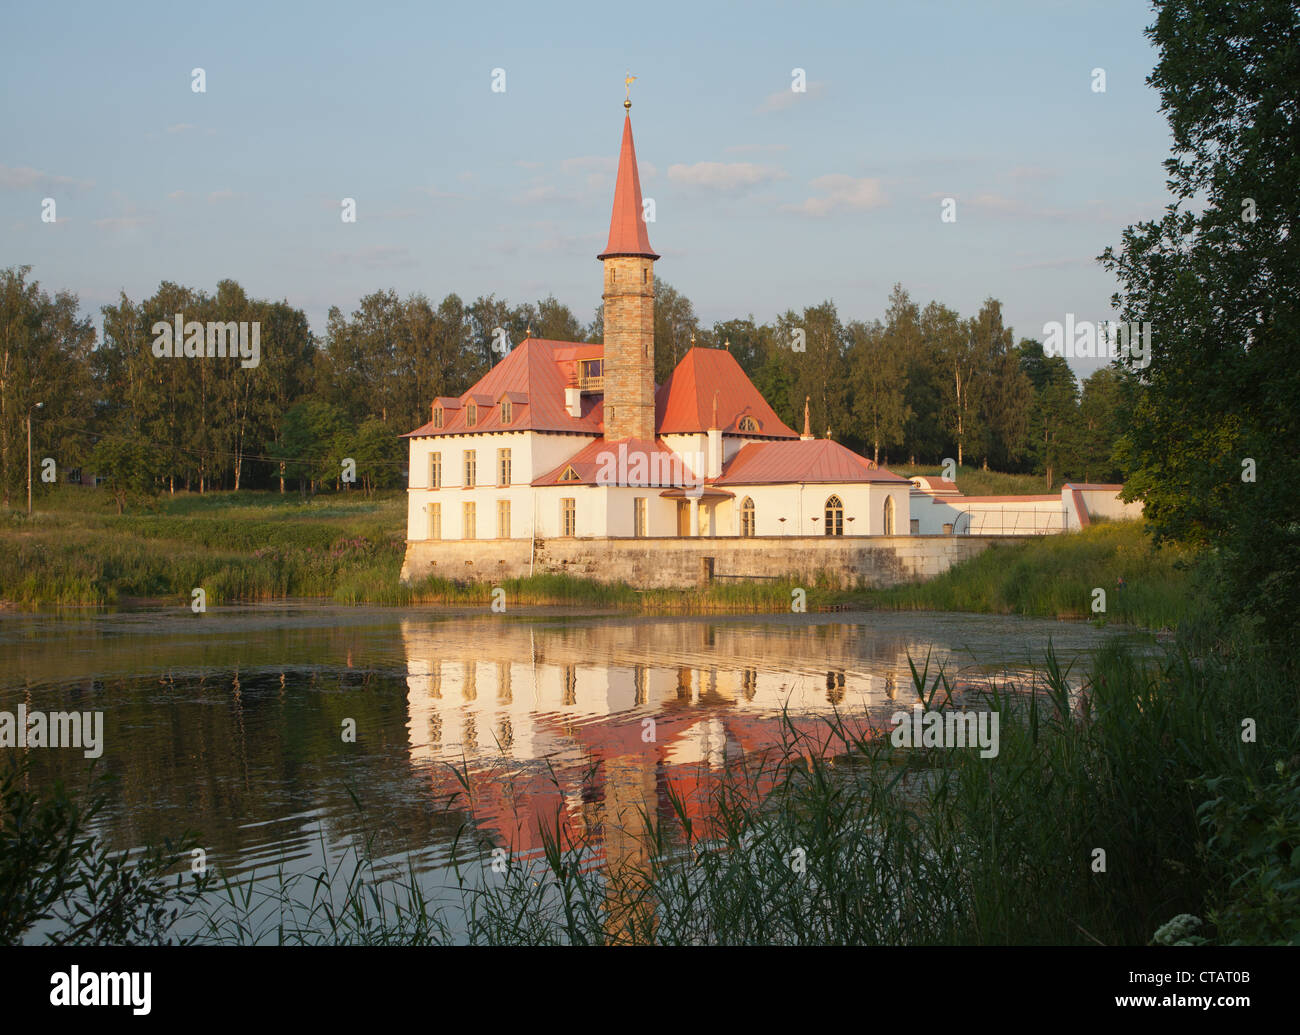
[690,331,696,347]
[526,323,533,338]
[624,73,637,110]
[724,338,731,351]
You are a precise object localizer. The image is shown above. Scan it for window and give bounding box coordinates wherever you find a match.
[634,497,647,537]
[500,399,512,424]
[463,501,476,539]
[464,450,476,487]
[559,465,579,482]
[740,496,755,537]
[824,495,844,536]
[738,415,759,433]
[427,501,441,540]
[433,407,443,429]
[497,448,511,486]
[466,402,477,426]
[643,268,647,284]
[429,451,441,489]
[561,498,576,537]
[497,499,510,539]
[883,495,895,535]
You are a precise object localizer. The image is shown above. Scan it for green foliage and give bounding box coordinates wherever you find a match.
[1197,765,1300,945]
[1100,0,1300,651]
[0,762,209,945]
[862,520,1197,629]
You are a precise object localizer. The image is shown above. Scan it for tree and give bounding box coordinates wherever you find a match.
[653,281,699,384]
[848,318,910,464]
[1100,0,1300,647]
[0,267,96,507]
[88,432,162,514]
[1020,339,1079,490]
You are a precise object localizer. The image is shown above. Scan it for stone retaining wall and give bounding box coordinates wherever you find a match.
[400,535,1035,590]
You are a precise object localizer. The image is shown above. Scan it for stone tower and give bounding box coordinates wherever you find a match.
[598,106,659,441]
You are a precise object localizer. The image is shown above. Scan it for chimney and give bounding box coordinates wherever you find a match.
[707,391,721,478]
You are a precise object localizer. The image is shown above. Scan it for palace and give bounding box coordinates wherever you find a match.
[399,99,1140,587]
[401,102,911,553]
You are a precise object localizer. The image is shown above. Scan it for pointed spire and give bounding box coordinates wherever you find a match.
[801,396,813,440]
[597,113,659,260]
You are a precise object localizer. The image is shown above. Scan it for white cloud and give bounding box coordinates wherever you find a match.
[0,164,94,192]
[757,81,826,113]
[207,189,237,203]
[788,175,887,216]
[166,123,195,134]
[666,162,787,192]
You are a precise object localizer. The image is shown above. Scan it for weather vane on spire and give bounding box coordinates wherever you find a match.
[624,72,637,110]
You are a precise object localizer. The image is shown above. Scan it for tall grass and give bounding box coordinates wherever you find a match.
[894,463,1057,496]
[860,520,1196,630]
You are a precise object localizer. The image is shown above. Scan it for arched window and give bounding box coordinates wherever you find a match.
[883,495,895,535]
[824,495,844,536]
[740,496,755,537]
[738,415,759,433]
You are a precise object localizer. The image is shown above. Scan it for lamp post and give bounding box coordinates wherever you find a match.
[27,401,44,517]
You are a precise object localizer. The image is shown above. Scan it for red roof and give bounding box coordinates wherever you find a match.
[597,115,658,261]
[533,437,700,487]
[715,438,911,485]
[656,348,799,437]
[403,338,605,437]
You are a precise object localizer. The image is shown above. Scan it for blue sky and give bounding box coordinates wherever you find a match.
[2,0,1171,377]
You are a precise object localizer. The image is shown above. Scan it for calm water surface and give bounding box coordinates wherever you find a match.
[1,605,1145,940]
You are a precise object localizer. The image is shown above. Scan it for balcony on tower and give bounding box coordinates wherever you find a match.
[578,358,604,393]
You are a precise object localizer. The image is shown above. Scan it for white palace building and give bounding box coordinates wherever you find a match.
[400,101,1140,585]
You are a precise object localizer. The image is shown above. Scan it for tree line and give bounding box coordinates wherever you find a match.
[0,264,1134,506]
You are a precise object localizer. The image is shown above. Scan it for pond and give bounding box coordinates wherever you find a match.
[0,604,1145,942]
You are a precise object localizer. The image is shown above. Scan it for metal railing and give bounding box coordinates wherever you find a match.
[952,507,1068,535]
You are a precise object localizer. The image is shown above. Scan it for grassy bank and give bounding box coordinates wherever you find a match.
[0,488,837,613]
[893,463,1057,496]
[2,489,1191,625]
[855,520,1198,630]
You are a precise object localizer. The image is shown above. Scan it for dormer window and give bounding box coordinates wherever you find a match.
[738,415,759,433]
[500,399,512,424]
[433,407,444,429]
[559,466,580,482]
[466,402,477,427]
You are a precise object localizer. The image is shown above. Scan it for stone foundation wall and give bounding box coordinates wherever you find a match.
[400,535,1034,590]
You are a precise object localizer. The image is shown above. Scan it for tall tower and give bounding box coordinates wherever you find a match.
[598,98,659,441]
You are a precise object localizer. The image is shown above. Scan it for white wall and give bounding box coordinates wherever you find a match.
[716,482,911,537]
[406,430,596,540]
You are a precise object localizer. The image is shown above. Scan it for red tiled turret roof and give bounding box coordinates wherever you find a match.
[597,115,658,261]
[656,348,799,437]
